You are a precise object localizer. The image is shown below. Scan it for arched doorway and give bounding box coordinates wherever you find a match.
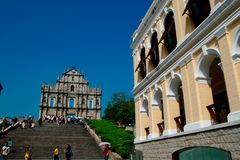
[152,88,164,135]
[169,75,186,132]
[209,57,229,123]
[197,51,230,124]
[141,97,149,138]
[172,146,232,160]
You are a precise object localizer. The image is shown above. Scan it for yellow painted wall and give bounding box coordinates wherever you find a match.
[132,0,240,140]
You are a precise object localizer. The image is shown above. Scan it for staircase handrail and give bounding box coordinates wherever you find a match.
[0,121,20,136]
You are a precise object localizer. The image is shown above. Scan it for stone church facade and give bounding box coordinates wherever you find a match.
[131,0,240,159]
[39,68,102,120]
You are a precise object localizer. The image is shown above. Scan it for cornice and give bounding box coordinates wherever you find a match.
[131,0,168,51]
[132,0,239,96]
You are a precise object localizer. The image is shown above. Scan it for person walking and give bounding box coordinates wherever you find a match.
[7,138,12,152]
[103,144,111,160]
[65,144,72,160]
[1,142,10,160]
[53,146,60,160]
[38,117,42,127]
[24,145,31,160]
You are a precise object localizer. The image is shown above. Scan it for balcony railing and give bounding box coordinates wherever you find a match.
[174,115,186,132]
[157,121,164,135]
[145,127,150,138]
[206,100,229,125]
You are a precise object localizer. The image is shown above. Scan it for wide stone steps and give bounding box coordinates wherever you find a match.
[0,123,103,159]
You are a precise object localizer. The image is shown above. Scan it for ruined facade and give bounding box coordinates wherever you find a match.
[39,68,102,120]
[131,0,240,159]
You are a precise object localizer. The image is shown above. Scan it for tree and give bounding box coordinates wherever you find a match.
[103,92,135,126]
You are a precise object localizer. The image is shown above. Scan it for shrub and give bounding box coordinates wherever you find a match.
[88,120,134,158]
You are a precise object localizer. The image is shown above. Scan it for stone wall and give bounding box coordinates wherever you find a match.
[135,122,240,160]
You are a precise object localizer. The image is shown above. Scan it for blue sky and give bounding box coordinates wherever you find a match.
[0,0,152,118]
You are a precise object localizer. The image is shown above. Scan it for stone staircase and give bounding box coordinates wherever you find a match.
[0,123,103,160]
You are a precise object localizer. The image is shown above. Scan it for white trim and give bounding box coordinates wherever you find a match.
[140,97,148,113]
[232,26,240,63]
[162,129,177,136]
[152,104,160,108]
[166,94,178,100]
[214,26,227,39]
[210,2,223,14]
[195,77,211,84]
[135,121,240,145]
[152,86,163,106]
[148,133,159,139]
[227,110,240,122]
[134,136,147,143]
[171,71,175,79]
[202,45,208,56]
[131,0,168,50]
[195,48,220,84]
[140,111,147,114]
[184,120,212,132]
[232,55,240,63]
[167,73,182,99]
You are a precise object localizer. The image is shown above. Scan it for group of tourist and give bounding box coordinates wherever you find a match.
[43,115,81,125]
[20,116,35,129]
[0,143,72,160]
[1,115,111,160]
[23,144,73,160]
[18,114,83,129]
[1,142,111,160]
[52,143,110,160]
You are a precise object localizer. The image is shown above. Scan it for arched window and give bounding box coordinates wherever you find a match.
[165,12,177,54]
[50,98,55,107]
[182,0,211,28]
[70,85,74,92]
[88,100,93,109]
[69,98,74,108]
[150,32,160,68]
[139,48,147,79]
[135,47,147,82]
[160,11,177,54]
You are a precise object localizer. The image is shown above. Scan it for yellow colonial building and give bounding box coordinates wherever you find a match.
[131,0,240,159]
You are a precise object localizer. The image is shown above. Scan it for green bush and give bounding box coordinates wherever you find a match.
[88,120,134,158]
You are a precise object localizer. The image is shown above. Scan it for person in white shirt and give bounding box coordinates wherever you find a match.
[1,142,10,160]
